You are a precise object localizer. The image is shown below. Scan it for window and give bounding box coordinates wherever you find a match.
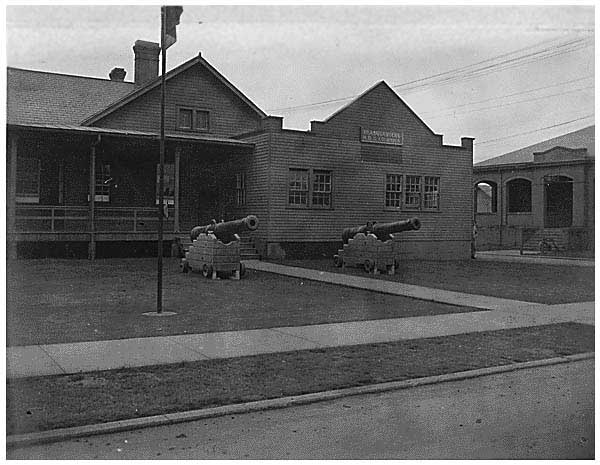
[178,108,210,131]
[178,109,193,129]
[95,162,111,202]
[288,169,309,206]
[423,176,440,209]
[385,174,403,208]
[195,110,210,130]
[404,175,421,209]
[16,157,40,203]
[156,163,175,205]
[507,178,532,213]
[475,181,497,213]
[312,170,332,207]
[236,173,246,206]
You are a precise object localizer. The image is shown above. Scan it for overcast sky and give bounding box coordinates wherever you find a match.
[5,4,595,162]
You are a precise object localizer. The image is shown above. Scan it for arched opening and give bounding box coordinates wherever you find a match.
[544,175,573,228]
[474,181,497,213]
[506,178,532,213]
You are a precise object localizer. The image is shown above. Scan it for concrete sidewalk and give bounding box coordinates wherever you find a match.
[476,250,595,267]
[7,299,594,379]
[7,260,594,379]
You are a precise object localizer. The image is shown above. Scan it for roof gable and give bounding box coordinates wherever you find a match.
[82,54,266,126]
[475,125,595,167]
[310,81,439,143]
[7,67,135,126]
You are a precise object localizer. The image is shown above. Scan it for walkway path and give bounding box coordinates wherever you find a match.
[476,250,594,267]
[7,259,594,379]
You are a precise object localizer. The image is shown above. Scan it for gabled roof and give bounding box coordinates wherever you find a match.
[321,80,436,135]
[475,125,595,167]
[7,67,135,126]
[82,53,267,126]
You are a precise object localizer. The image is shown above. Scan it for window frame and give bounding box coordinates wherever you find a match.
[94,162,111,203]
[16,157,41,204]
[423,176,440,210]
[155,163,176,206]
[178,107,210,132]
[236,172,246,206]
[384,173,403,210]
[287,168,333,209]
[404,174,422,210]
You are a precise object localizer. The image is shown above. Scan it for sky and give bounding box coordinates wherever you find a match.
[4,4,595,163]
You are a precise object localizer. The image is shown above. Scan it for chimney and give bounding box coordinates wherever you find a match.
[109,67,126,82]
[461,137,474,151]
[133,40,160,87]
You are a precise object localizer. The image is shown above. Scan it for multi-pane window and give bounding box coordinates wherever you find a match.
[385,174,403,208]
[16,157,41,203]
[236,173,246,206]
[178,108,210,131]
[178,109,193,129]
[288,169,309,206]
[423,176,440,209]
[404,175,421,209]
[95,162,111,202]
[156,163,175,205]
[195,110,210,130]
[312,170,332,207]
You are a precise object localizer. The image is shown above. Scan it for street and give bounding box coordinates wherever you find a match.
[8,358,594,459]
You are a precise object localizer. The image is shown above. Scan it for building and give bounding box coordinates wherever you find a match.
[473,125,595,252]
[7,41,474,260]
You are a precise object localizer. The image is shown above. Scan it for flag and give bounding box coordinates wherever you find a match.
[163,6,183,50]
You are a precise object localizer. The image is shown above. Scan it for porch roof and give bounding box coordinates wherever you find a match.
[8,123,255,148]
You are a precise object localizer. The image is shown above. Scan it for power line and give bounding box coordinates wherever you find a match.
[266,36,592,113]
[475,115,594,146]
[426,85,593,120]
[419,75,593,118]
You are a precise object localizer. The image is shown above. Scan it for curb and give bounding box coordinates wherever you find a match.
[7,352,594,448]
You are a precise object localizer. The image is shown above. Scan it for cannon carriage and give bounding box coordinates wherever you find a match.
[181,215,258,279]
[334,218,421,274]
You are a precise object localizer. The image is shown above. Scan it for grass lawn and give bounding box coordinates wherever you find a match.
[274,258,594,304]
[7,258,479,347]
[6,322,594,435]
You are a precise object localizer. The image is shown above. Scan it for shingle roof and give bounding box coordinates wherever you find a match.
[475,125,595,167]
[7,67,135,126]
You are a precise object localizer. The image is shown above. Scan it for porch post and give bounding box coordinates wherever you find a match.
[7,134,18,260]
[174,145,181,232]
[88,138,98,260]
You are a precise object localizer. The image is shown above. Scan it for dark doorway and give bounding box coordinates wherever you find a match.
[544,175,573,228]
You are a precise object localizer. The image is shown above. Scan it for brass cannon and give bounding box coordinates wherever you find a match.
[190,215,259,244]
[342,217,421,243]
[336,217,421,274]
[183,215,259,279]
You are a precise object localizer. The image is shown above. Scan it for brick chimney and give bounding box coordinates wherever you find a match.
[109,67,126,81]
[133,40,160,87]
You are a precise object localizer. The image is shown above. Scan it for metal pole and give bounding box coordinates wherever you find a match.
[157,5,166,313]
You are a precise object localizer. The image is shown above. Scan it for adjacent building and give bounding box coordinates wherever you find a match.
[7,41,474,260]
[473,125,595,252]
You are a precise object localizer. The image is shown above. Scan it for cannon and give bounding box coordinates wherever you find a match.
[191,215,259,243]
[182,215,259,279]
[342,217,421,244]
[335,217,421,274]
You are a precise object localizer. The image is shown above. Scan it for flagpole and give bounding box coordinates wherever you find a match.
[157,5,166,314]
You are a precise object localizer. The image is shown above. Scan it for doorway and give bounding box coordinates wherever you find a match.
[544,175,573,228]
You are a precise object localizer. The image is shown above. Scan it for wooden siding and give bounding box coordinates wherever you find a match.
[313,83,441,148]
[93,63,262,137]
[265,130,473,244]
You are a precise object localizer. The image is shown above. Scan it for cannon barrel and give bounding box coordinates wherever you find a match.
[342,217,420,243]
[191,215,259,243]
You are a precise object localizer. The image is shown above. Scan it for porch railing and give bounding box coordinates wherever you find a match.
[13,205,175,234]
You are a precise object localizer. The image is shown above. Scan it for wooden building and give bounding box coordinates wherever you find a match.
[7,41,474,260]
[473,125,595,252]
